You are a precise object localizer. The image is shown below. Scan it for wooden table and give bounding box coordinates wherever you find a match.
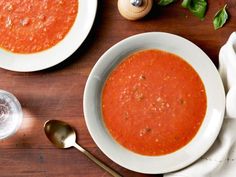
[0,0,235,176]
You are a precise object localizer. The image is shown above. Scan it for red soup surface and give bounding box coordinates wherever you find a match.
[0,0,78,53]
[102,49,207,156]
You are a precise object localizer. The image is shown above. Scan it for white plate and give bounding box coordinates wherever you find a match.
[0,0,97,72]
[83,32,225,174]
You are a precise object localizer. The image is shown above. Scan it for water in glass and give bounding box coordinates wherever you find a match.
[0,90,23,140]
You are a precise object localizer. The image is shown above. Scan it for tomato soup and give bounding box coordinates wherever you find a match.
[0,0,78,53]
[102,49,207,156]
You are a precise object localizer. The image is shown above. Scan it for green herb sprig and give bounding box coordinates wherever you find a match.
[181,0,207,19]
[157,0,229,30]
[213,5,228,30]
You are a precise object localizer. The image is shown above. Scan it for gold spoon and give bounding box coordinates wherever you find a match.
[44,120,122,177]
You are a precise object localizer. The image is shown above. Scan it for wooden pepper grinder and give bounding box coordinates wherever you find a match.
[118,0,153,20]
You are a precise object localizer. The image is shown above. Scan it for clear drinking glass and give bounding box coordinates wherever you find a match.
[0,90,23,140]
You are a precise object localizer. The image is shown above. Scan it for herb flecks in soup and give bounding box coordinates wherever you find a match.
[102,49,207,156]
[0,0,78,53]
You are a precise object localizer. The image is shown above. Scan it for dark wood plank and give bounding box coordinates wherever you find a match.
[0,149,155,177]
[0,0,235,176]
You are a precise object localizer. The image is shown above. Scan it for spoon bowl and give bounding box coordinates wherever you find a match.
[44,120,76,149]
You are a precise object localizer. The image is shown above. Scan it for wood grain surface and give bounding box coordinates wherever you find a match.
[0,0,235,177]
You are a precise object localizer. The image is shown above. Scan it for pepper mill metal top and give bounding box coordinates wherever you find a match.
[130,0,143,7]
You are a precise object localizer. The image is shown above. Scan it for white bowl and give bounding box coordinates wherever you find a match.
[0,0,97,72]
[83,32,225,174]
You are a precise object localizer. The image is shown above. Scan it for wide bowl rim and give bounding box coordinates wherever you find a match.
[83,32,225,174]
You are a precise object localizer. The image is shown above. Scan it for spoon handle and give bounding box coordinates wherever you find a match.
[73,143,122,177]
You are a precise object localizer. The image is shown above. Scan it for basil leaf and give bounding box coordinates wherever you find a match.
[181,0,191,8]
[181,0,207,19]
[158,0,175,6]
[213,4,228,30]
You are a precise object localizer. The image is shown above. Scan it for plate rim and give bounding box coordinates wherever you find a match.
[0,0,97,72]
